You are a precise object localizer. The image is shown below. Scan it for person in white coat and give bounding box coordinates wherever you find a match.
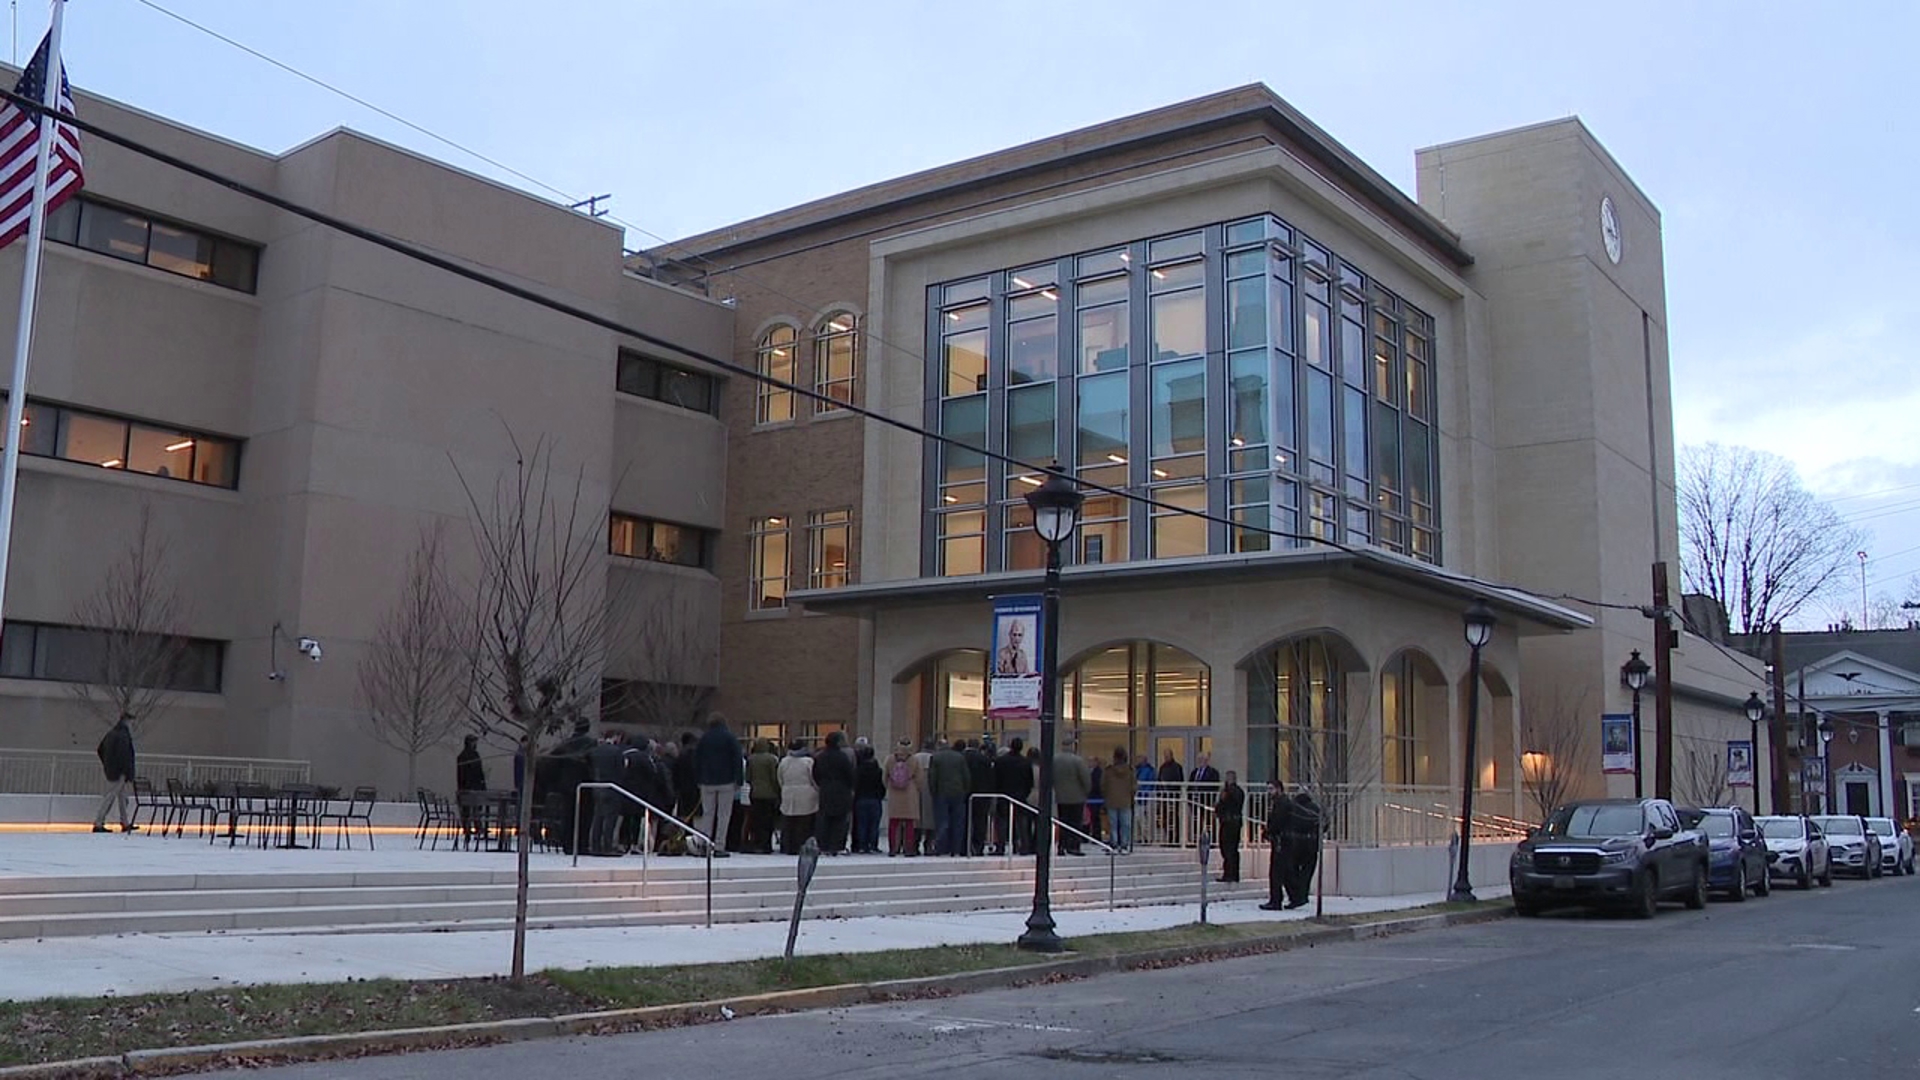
[777,739,819,855]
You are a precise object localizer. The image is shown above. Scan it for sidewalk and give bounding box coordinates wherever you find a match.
[0,886,1506,1003]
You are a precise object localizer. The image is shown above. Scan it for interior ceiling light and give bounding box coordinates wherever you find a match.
[164,439,194,452]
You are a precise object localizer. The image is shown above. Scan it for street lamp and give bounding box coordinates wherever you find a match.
[1622,650,1650,799]
[1817,716,1835,815]
[1017,471,1082,953]
[1743,692,1766,815]
[1450,599,1497,904]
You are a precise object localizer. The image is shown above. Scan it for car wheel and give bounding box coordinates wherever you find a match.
[1727,862,1748,902]
[1820,863,1834,887]
[1754,863,1771,897]
[1513,897,1540,917]
[1905,856,1915,876]
[1632,869,1659,919]
[1799,864,1813,890]
[1685,863,1708,910]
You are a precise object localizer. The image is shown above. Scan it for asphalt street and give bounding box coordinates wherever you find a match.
[209,873,1919,1080]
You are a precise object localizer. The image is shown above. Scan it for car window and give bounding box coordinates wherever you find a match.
[1543,804,1645,838]
[1758,818,1803,840]
[1657,804,1679,831]
[1816,817,1862,836]
[1698,814,1735,838]
[1867,820,1895,837]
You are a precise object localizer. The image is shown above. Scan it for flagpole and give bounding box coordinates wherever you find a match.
[0,0,67,634]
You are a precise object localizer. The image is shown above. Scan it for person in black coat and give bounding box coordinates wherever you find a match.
[964,739,996,855]
[1284,790,1323,909]
[547,719,596,855]
[812,731,856,855]
[455,735,488,839]
[1261,781,1295,910]
[671,732,700,819]
[994,737,1033,855]
[586,732,628,856]
[92,714,137,833]
[852,744,886,854]
[692,715,744,856]
[1215,771,1245,883]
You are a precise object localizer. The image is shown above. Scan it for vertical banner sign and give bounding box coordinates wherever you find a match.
[1802,757,1826,798]
[986,594,1043,721]
[1600,714,1635,774]
[1726,741,1754,787]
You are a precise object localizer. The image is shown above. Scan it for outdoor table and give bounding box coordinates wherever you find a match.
[460,790,520,852]
[273,785,318,850]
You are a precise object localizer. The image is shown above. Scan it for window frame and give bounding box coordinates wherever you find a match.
[0,619,224,693]
[616,349,718,415]
[754,326,798,426]
[811,313,859,414]
[608,511,713,570]
[47,195,260,293]
[1,393,242,490]
[805,507,854,589]
[748,515,791,610]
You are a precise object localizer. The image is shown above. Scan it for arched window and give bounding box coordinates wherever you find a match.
[1381,650,1447,787]
[1062,641,1210,772]
[813,312,858,412]
[1244,634,1362,787]
[755,325,797,424]
[898,649,987,746]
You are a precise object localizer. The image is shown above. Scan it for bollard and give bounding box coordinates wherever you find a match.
[1447,831,1461,896]
[784,837,822,961]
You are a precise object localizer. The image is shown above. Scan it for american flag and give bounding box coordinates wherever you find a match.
[0,33,82,249]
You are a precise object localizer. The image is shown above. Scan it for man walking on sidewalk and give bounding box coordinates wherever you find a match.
[93,713,138,834]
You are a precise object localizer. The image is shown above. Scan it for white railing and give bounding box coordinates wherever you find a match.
[1125,781,1532,848]
[0,748,312,795]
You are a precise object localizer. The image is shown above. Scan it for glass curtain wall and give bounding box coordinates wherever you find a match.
[925,215,1439,576]
[1245,636,1351,787]
[1062,641,1210,768]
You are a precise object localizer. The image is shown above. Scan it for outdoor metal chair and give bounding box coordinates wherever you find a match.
[130,778,165,833]
[164,777,216,838]
[318,786,378,849]
[415,789,458,850]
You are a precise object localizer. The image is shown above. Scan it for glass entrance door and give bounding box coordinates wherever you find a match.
[1151,731,1213,783]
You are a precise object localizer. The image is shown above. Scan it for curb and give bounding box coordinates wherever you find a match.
[1,904,1510,1077]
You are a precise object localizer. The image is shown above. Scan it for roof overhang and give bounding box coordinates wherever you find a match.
[793,547,1590,633]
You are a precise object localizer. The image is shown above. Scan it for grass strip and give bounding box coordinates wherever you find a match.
[0,900,1499,1068]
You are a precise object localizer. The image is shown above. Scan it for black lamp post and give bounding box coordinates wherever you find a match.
[1622,650,1650,799]
[1450,599,1497,904]
[1817,716,1835,815]
[1016,471,1082,953]
[1742,692,1766,815]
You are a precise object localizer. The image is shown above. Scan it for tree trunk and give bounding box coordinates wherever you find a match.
[512,731,533,984]
[405,754,417,799]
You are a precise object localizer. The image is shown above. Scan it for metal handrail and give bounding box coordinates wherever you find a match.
[572,782,715,928]
[968,792,1116,911]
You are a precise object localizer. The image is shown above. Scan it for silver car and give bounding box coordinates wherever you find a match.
[1757,815,1831,889]
[1865,817,1915,875]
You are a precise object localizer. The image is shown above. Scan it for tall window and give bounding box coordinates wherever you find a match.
[927,216,1441,574]
[812,313,858,413]
[1245,635,1351,788]
[748,516,789,610]
[0,620,223,693]
[755,326,797,425]
[806,508,852,589]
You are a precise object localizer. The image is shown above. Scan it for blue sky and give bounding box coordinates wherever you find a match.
[33,0,1919,622]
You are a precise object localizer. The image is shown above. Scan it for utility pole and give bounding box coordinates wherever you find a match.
[1770,625,1789,815]
[1857,551,1869,629]
[1652,562,1675,799]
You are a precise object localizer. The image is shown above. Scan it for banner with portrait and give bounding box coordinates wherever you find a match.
[1726,740,1754,787]
[1802,757,1826,797]
[1600,714,1635,774]
[986,594,1043,720]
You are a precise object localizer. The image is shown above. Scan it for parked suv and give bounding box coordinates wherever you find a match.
[1757,814,1831,889]
[1510,799,1710,918]
[1684,806,1771,901]
[1811,815,1882,878]
[1865,817,1914,875]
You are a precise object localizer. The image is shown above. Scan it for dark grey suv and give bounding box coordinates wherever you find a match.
[1510,798,1710,918]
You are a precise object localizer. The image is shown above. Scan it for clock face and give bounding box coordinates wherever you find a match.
[1600,197,1622,264]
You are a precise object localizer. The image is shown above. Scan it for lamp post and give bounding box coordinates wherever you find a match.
[1817,716,1835,815]
[1743,692,1765,815]
[1016,472,1082,953]
[1622,650,1650,799]
[1450,599,1497,904]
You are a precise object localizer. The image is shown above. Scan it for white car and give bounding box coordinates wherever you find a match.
[1757,815,1831,889]
[1865,817,1915,875]
[1811,816,1882,878]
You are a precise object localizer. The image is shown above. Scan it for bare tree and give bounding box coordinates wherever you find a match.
[357,522,465,796]
[1679,443,1865,634]
[69,505,190,733]
[601,590,715,742]
[1519,687,1595,823]
[454,435,620,985]
[1681,746,1729,808]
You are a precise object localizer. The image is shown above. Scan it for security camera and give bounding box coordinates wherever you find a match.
[297,638,323,662]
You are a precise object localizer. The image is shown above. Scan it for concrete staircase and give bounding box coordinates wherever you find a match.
[0,849,1268,939]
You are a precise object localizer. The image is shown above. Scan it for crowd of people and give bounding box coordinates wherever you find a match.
[476,716,1323,910]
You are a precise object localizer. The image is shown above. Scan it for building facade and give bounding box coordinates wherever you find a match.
[0,80,1765,824]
